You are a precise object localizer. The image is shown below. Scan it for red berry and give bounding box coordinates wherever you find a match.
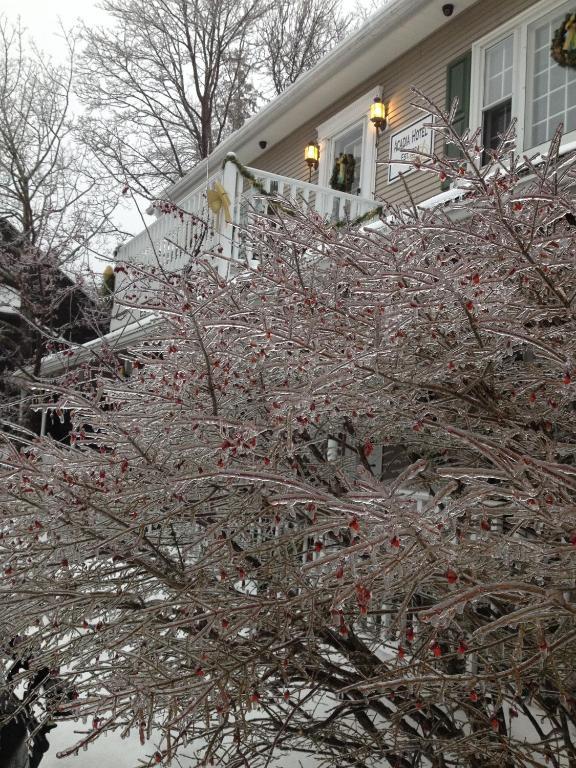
[469,690,478,702]
[314,541,323,553]
[446,568,458,584]
[390,536,401,548]
[490,717,500,732]
[397,645,405,659]
[406,628,415,643]
[457,641,468,655]
[564,372,572,385]
[431,643,442,657]
[471,273,480,284]
[349,518,360,532]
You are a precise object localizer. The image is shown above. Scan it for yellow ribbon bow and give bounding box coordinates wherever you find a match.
[207,181,232,224]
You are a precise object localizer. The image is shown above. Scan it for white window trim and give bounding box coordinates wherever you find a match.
[317,89,379,198]
[470,0,576,158]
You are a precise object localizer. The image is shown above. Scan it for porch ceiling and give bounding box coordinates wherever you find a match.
[166,0,481,204]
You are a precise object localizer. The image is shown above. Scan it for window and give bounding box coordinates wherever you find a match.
[525,7,576,147]
[482,36,513,158]
[470,0,576,158]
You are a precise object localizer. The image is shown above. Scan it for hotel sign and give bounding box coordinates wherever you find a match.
[388,114,434,183]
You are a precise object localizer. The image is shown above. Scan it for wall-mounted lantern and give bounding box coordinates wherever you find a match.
[369,96,387,135]
[304,141,320,181]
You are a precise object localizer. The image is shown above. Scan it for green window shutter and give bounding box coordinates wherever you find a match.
[445,51,471,159]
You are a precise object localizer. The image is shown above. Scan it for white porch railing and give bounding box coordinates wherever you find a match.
[116,165,240,272]
[240,167,380,224]
[110,156,380,330]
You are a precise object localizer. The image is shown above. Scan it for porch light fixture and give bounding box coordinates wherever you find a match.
[369,96,387,134]
[304,141,320,181]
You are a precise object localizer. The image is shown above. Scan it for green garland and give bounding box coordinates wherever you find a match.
[334,205,383,229]
[223,154,271,197]
[222,153,381,229]
[551,12,576,68]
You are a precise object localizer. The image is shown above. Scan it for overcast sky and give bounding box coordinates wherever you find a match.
[2,0,367,58]
[0,0,108,57]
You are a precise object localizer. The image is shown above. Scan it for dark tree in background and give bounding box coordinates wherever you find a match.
[0,18,118,427]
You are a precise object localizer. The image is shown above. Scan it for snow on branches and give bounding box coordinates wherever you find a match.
[1,104,576,768]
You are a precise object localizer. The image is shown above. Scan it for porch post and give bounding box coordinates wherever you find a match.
[220,154,240,278]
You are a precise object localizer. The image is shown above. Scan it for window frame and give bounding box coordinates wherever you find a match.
[469,0,576,158]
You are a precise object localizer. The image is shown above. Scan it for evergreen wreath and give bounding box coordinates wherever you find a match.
[551,12,576,68]
[329,153,356,193]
